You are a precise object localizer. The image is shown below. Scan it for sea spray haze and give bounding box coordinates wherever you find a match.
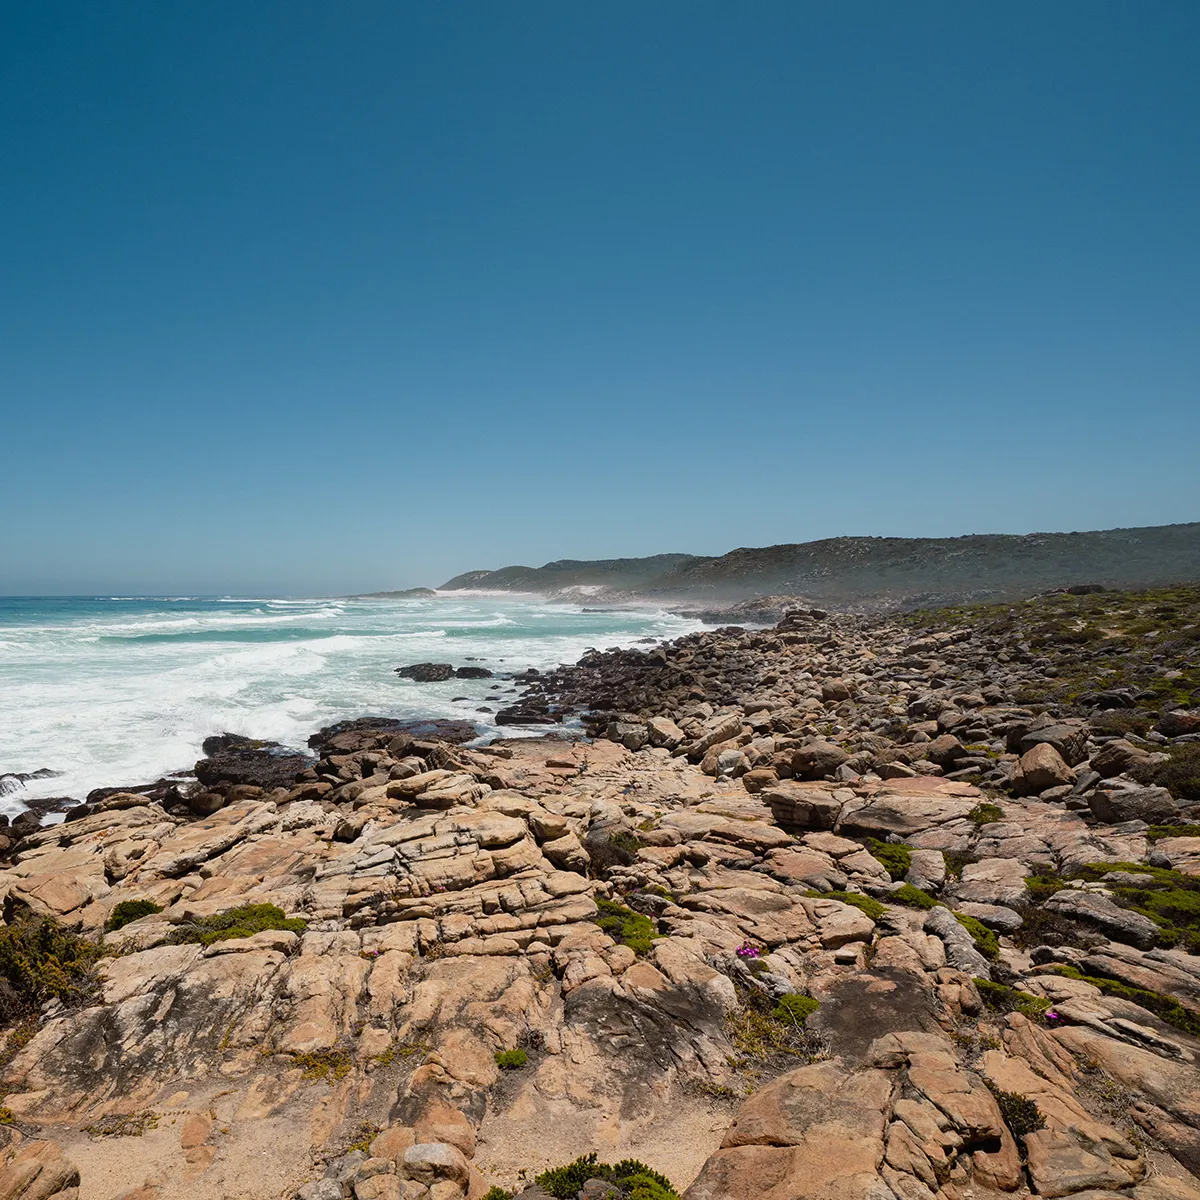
[0,595,700,813]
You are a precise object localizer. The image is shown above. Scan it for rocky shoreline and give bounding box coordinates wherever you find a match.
[0,586,1199,1199]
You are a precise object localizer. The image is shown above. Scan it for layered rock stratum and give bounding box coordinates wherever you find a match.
[2,584,1200,1200]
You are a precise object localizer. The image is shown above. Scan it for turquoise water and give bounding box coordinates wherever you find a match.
[0,595,701,812]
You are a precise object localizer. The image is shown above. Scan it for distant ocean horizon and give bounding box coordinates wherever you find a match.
[0,594,702,816]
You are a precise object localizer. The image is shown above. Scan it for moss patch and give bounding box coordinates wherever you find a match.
[494,1048,527,1070]
[866,839,912,881]
[953,911,999,960]
[808,890,887,921]
[772,994,819,1025]
[592,898,660,955]
[891,884,941,910]
[290,1047,353,1081]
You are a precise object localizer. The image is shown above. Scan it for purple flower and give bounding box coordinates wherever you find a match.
[735,942,761,959]
[1045,1010,1061,1022]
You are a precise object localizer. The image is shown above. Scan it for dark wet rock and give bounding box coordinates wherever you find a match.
[395,662,455,682]
[194,734,313,792]
[496,705,559,726]
[308,717,478,753]
[454,666,493,679]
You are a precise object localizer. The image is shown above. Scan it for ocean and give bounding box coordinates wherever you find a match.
[0,594,703,815]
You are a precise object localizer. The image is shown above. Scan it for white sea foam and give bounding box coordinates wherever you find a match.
[0,594,703,814]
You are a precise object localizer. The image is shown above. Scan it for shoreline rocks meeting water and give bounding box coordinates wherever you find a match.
[1,585,1200,1199]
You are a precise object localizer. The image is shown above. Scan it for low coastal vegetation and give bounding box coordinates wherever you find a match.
[534,1153,680,1200]
[167,902,307,947]
[591,897,659,955]
[0,913,106,1024]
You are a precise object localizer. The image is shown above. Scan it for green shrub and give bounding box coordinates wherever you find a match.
[891,884,940,910]
[0,915,106,1021]
[104,899,163,932]
[535,1154,679,1200]
[592,898,659,955]
[482,1189,513,1200]
[953,911,999,960]
[974,978,1051,1019]
[772,994,819,1025]
[986,1081,1046,1140]
[967,803,1005,827]
[1131,743,1200,803]
[809,890,887,921]
[866,839,912,881]
[494,1049,527,1070]
[609,831,644,855]
[168,903,306,947]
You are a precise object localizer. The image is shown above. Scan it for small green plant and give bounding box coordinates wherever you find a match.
[104,899,163,932]
[974,978,1051,1019]
[535,1153,679,1200]
[290,1047,353,1081]
[953,911,999,960]
[345,1122,381,1154]
[967,802,1005,827]
[986,1081,1046,1140]
[866,838,912,881]
[772,994,819,1025]
[610,831,644,855]
[592,898,660,955]
[482,1189,514,1200]
[891,884,940,910]
[494,1048,528,1070]
[808,890,887,921]
[169,903,306,947]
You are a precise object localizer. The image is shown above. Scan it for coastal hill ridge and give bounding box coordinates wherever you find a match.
[439,521,1200,611]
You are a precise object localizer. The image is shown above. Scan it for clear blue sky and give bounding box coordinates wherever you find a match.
[2,1,1197,595]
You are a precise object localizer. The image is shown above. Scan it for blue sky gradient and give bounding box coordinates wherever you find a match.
[2,1,1197,594]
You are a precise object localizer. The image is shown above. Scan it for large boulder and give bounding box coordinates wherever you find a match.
[194,734,312,791]
[1016,721,1090,766]
[1088,784,1178,824]
[1012,743,1073,796]
[791,740,850,780]
[683,1062,893,1200]
[1090,739,1153,779]
[1159,710,1200,738]
[762,782,842,832]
